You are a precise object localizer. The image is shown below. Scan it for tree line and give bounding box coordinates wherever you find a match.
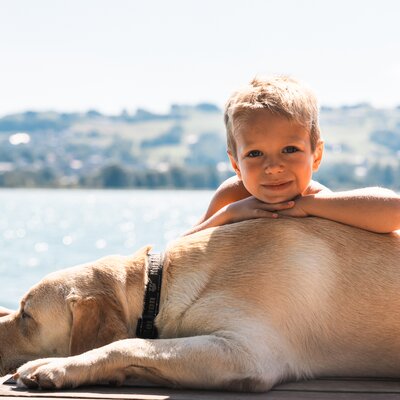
[1,161,400,191]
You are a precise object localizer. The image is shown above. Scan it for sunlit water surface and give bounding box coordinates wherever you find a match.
[0,189,213,309]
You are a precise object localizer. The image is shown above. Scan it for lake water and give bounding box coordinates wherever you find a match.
[0,189,213,309]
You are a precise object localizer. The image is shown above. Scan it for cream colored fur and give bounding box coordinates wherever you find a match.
[0,217,399,392]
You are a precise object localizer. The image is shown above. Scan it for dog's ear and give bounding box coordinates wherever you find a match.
[68,295,129,356]
[132,245,152,260]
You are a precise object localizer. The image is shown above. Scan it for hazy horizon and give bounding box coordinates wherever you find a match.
[0,100,398,120]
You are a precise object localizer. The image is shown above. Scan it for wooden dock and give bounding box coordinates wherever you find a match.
[2,375,400,399]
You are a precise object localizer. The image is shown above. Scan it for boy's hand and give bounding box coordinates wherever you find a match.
[224,196,295,223]
[275,196,310,218]
[183,193,297,236]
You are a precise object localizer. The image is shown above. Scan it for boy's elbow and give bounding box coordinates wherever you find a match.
[366,186,398,197]
[372,190,400,233]
[394,197,400,231]
[381,195,400,233]
[382,187,399,198]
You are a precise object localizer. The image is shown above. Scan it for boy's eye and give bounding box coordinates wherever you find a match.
[283,146,299,154]
[247,150,263,158]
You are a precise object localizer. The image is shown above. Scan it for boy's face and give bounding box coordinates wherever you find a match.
[228,109,323,204]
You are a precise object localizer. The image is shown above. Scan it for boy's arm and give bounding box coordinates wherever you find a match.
[281,187,400,233]
[183,176,294,236]
[199,176,251,223]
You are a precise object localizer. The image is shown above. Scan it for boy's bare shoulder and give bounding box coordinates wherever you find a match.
[215,176,251,202]
[218,175,243,188]
[201,176,251,221]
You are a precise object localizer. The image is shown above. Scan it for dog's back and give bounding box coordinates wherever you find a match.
[160,218,400,380]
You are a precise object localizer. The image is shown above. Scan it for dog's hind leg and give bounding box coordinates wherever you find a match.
[15,334,282,392]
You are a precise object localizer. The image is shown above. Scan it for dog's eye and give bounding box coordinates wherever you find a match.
[21,310,31,319]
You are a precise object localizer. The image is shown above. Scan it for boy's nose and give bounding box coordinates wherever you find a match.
[264,159,284,174]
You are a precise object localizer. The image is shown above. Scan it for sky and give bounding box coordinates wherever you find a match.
[0,0,399,116]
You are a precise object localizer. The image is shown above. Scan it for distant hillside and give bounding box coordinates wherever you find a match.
[0,103,399,189]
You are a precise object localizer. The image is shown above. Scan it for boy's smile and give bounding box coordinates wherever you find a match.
[228,109,323,204]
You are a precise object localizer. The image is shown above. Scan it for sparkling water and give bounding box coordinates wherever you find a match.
[0,189,213,309]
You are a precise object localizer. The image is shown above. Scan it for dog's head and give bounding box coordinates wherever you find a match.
[0,247,149,375]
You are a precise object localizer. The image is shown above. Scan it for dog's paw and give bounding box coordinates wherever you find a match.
[14,358,71,390]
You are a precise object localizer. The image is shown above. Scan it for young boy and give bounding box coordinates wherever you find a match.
[185,76,400,236]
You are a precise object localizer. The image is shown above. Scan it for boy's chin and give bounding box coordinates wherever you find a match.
[257,193,299,204]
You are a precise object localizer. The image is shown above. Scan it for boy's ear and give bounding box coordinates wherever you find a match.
[312,141,324,172]
[227,151,242,180]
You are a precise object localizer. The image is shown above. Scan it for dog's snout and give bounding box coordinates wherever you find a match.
[0,354,5,376]
[0,353,19,376]
[0,316,18,376]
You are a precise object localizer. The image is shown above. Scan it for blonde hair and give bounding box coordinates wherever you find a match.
[224,76,321,159]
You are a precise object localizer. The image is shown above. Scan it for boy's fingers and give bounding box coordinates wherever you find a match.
[253,209,279,219]
[260,201,294,210]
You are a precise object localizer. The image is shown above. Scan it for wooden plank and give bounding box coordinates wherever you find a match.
[0,384,265,400]
[276,377,400,393]
[3,394,400,400]
[2,376,400,400]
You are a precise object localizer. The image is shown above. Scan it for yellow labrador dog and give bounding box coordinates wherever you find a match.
[0,218,399,392]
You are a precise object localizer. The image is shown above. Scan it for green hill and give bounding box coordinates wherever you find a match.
[0,103,399,189]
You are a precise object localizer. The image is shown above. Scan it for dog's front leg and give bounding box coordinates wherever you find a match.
[15,335,276,392]
[120,335,275,391]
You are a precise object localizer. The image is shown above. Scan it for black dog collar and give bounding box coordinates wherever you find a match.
[136,253,163,339]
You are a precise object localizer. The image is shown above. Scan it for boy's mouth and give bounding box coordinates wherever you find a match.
[262,181,293,191]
